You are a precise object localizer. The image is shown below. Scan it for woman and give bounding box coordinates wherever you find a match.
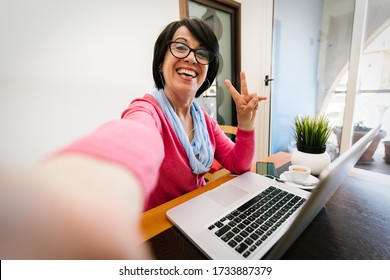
[119,18,266,209]
[0,18,266,259]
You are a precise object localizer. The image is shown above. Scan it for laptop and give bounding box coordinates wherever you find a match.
[166,125,380,259]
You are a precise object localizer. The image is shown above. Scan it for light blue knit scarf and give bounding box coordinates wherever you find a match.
[152,88,214,174]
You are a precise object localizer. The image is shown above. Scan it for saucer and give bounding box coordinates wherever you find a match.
[280,172,320,190]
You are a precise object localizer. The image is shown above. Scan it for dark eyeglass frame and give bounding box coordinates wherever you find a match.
[167,41,216,65]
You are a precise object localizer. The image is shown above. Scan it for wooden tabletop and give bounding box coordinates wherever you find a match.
[139,152,291,242]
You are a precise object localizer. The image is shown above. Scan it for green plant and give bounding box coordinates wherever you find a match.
[293,115,333,148]
[354,121,370,132]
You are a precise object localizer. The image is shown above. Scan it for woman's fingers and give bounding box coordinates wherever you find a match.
[224,79,240,102]
[240,71,249,96]
[224,72,267,113]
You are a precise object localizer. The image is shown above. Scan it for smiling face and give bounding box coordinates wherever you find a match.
[161,26,208,101]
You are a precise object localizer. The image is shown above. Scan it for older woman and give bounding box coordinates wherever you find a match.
[118,18,266,209]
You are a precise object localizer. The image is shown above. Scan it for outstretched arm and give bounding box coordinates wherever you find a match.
[0,119,164,259]
[0,154,153,260]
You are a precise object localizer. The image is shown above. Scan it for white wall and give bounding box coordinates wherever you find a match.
[0,0,265,166]
[0,0,179,166]
[270,0,323,154]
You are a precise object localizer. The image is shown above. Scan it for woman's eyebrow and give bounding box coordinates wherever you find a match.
[172,37,188,42]
[172,37,206,49]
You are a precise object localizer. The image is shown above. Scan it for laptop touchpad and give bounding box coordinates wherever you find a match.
[207,184,248,207]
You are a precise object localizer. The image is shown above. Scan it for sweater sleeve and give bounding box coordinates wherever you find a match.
[57,118,164,197]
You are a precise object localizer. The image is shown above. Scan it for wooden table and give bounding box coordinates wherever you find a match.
[140,152,390,259]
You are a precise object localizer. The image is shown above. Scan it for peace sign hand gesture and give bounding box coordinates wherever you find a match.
[224,71,267,131]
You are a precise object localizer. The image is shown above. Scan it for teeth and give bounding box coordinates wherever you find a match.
[177,68,196,77]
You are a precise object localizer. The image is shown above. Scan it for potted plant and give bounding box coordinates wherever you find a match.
[291,115,334,175]
[333,122,387,164]
[384,140,390,164]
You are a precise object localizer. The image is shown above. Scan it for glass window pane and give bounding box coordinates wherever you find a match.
[325,0,390,170]
[353,0,390,166]
[319,0,356,160]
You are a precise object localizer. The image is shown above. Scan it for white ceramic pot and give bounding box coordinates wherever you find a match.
[291,149,331,176]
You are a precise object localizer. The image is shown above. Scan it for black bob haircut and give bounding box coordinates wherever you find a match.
[152,17,220,98]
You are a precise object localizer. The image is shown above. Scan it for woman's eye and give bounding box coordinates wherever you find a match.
[175,44,188,52]
[196,50,209,59]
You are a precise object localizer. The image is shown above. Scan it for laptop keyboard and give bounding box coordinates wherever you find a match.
[207,186,306,258]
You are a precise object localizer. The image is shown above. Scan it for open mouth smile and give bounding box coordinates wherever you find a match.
[176,68,198,78]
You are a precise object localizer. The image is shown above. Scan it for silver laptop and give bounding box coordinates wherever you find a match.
[167,125,380,260]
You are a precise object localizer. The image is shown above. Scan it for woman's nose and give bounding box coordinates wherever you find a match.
[184,50,197,64]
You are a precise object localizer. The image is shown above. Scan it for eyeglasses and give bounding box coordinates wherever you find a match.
[167,41,216,65]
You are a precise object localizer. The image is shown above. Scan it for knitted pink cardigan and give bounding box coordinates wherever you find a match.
[60,94,255,210]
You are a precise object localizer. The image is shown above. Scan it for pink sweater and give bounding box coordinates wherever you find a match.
[60,94,255,210]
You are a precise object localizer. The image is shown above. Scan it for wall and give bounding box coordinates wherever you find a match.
[270,0,323,154]
[0,0,179,166]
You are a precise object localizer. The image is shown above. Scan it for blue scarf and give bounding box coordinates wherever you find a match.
[152,88,214,174]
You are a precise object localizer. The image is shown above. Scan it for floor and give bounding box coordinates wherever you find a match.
[355,149,390,175]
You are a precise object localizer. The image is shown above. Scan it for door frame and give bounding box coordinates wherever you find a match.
[255,0,274,160]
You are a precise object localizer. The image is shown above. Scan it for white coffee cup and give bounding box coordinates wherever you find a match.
[283,164,311,184]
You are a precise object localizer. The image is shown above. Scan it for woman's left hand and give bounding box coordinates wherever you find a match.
[224,71,267,131]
